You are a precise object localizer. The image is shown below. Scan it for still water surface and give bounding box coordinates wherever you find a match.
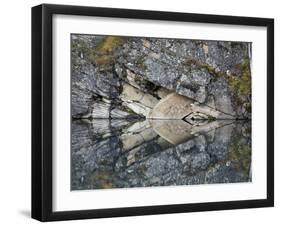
[71,119,251,190]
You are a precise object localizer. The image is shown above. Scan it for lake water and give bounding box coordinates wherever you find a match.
[71,119,251,190]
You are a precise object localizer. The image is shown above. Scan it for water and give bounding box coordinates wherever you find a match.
[71,119,251,190]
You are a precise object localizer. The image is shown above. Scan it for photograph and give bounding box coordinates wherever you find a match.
[0,0,277,223]
[30,3,274,222]
[71,34,252,190]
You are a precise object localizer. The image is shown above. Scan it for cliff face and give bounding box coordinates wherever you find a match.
[71,34,251,120]
[71,34,252,190]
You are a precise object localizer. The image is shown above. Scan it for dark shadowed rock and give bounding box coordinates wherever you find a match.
[71,119,251,190]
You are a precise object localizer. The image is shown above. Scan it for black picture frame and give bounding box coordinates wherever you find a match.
[31,3,274,222]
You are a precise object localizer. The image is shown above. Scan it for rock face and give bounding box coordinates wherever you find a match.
[71,34,252,190]
[71,34,252,120]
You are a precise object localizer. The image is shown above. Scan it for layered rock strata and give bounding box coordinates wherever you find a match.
[71,35,252,120]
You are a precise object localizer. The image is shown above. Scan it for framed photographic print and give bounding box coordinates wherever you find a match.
[31,4,274,221]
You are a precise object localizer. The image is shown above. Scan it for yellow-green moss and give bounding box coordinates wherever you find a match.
[184,57,252,114]
[72,36,126,70]
[207,115,216,122]
[95,36,126,53]
[89,170,113,189]
[184,58,251,97]
[184,59,225,77]
[228,137,251,177]
[91,36,126,68]
[228,58,251,96]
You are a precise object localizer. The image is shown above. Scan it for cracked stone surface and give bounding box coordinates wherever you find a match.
[71,34,252,190]
[71,34,252,119]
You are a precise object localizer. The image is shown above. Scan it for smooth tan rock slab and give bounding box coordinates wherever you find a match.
[149,92,235,120]
[150,119,236,145]
[149,93,193,119]
[150,119,194,145]
[121,83,158,108]
[120,128,157,151]
[120,83,159,117]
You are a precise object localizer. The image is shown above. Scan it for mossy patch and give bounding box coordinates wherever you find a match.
[228,59,251,96]
[184,57,252,114]
[95,36,126,53]
[228,136,251,178]
[91,36,126,70]
[184,58,225,77]
[184,58,251,96]
[89,170,114,189]
[227,58,251,114]
[207,115,216,122]
[72,36,126,71]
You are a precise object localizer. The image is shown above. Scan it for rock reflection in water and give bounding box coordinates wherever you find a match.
[71,119,251,190]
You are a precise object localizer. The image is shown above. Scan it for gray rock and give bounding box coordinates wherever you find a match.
[70,35,252,190]
[207,77,235,116]
[71,119,251,190]
[71,35,251,119]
